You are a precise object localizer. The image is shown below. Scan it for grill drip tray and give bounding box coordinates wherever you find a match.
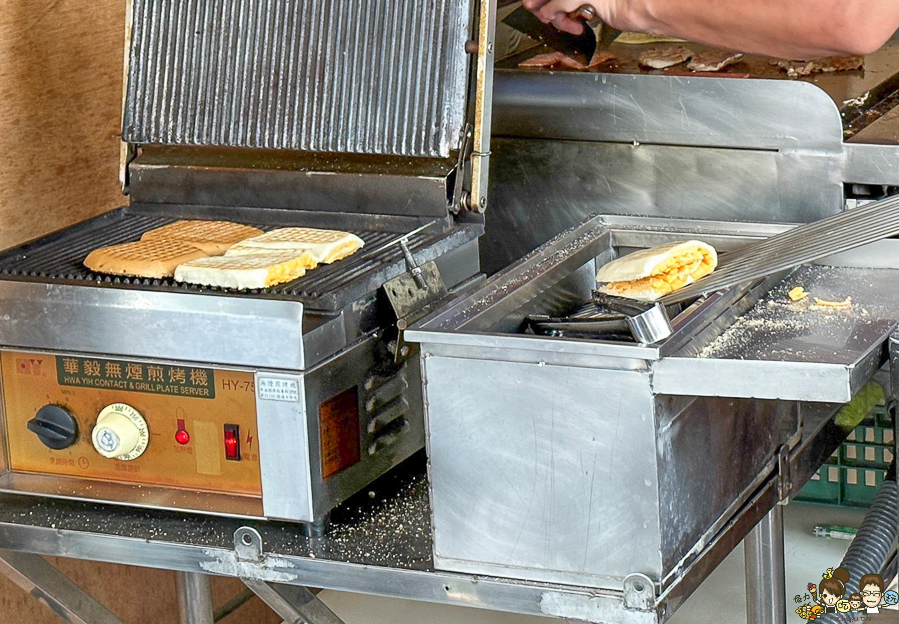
[0,207,472,312]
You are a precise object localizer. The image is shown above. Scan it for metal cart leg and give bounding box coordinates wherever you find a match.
[242,579,346,624]
[0,549,127,624]
[176,571,214,624]
[744,505,786,624]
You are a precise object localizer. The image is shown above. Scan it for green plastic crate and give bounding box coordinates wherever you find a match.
[796,404,894,508]
[841,466,888,506]
[799,461,842,505]
[841,442,894,469]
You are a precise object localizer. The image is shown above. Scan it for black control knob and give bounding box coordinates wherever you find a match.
[27,405,78,450]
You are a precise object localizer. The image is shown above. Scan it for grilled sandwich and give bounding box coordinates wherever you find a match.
[596,240,718,301]
[174,251,317,289]
[84,240,208,279]
[225,227,364,264]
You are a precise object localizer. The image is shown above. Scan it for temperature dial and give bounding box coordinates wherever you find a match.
[91,404,149,461]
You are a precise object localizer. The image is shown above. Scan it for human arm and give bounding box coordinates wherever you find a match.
[523,0,899,59]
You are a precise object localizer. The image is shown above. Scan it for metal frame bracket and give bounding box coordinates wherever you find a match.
[622,573,656,611]
[234,526,264,563]
[776,445,792,504]
[241,580,347,624]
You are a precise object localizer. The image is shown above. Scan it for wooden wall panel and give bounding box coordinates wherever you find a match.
[0,558,283,623]
[0,3,279,623]
[0,0,127,251]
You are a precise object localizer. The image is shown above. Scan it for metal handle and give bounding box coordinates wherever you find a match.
[497,1,600,26]
[592,291,655,315]
[399,240,427,289]
[570,4,620,50]
[625,304,673,344]
[568,4,601,27]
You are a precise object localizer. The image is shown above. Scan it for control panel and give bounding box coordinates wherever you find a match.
[1,351,262,496]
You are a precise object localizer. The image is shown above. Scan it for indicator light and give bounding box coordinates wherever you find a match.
[175,418,189,445]
[224,424,240,461]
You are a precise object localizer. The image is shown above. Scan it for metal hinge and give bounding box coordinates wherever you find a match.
[467,0,495,213]
[119,142,137,195]
[451,124,474,214]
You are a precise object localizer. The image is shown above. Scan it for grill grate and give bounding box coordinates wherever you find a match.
[0,210,453,311]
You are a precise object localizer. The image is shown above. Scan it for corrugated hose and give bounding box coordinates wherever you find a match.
[817,460,897,623]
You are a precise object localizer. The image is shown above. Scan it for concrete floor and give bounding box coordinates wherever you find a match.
[314,502,895,624]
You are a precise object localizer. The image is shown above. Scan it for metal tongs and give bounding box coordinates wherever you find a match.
[593,292,673,344]
[527,313,632,340]
[527,292,673,344]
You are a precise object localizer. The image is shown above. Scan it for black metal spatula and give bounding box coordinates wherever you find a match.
[502,5,598,60]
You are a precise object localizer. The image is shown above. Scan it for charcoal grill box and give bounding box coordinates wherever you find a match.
[403,50,899,597]
[406,213,899,593]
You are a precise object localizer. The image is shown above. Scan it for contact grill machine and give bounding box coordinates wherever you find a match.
[0,0,494,532]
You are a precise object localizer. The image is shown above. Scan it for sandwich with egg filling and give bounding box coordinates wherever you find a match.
[174,251,317,290]
[225,228,364,264]
[596,240,717,301]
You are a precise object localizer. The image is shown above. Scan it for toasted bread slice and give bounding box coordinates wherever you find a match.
[225,227,364,263]
[596,240,717,301]
[84,240,208,279]
[174,251,316,289]
[141,220,264,255]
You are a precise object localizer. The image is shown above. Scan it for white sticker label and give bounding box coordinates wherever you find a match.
[257,377,300,402]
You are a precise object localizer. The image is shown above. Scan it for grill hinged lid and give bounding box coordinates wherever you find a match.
[120,0,496,216]
[123,0,477,160]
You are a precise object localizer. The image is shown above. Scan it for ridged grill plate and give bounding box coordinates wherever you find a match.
[123,0,472,158]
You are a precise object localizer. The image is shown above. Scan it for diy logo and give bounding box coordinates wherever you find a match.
[15,358,44,376]
[794,567,898,621]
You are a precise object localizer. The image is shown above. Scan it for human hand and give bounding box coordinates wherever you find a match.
[524,1,640,35]
[521,0,593,35]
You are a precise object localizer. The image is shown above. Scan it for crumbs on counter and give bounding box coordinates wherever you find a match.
[813,296,852,308]
[788,286,809,301]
